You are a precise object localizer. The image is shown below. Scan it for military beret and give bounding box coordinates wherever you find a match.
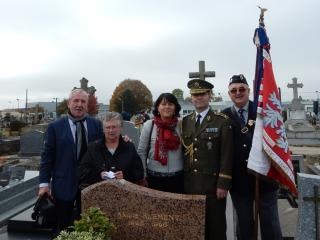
[229,74,248,86]
[187,79,214,94]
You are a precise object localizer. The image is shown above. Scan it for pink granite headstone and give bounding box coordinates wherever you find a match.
[82,179,206,240]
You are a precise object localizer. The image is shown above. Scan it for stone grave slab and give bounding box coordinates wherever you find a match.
[296,173,320,239]
[0,170,39,226]
[121,121,140,148]
[82,180,206,240]
[18,130,44,157]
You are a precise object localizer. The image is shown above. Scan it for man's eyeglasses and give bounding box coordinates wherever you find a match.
[229,87,247,94]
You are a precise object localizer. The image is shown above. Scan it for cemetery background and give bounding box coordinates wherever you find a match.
[0,76,319,239]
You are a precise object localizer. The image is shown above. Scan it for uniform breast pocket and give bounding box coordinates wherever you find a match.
[200,133,219,150]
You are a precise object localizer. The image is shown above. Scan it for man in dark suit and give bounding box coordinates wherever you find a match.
[181,79,233,240]
[38,88,103,233]
[222,74,282,240]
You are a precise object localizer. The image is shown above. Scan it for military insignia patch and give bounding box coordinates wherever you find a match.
[248,120,255,126]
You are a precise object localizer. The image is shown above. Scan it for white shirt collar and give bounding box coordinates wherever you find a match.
[195,107,210,123]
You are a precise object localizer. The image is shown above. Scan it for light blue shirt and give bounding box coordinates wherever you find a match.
[233,102,249,124]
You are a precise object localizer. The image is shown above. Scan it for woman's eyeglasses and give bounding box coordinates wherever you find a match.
[229,87,247,94]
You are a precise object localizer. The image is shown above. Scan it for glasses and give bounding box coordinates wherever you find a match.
[229,87,248,94]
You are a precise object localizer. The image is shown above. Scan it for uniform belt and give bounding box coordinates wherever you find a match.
[147,169,183,177]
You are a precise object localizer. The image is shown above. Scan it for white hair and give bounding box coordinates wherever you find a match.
[68,88,89,101]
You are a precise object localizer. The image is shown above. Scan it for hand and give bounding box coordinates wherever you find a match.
[137,178,148,187]
[216,188,228,200]
[38,186,50,197]
[114,171,123,179]
[101,171,107,179]
[122,135,132,142]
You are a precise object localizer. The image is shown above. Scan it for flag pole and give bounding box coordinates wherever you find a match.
[253,176,260,240]
[252,6,267,240]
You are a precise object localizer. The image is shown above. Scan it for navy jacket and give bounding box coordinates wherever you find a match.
[223,101,277,195]
[39,116,103,201]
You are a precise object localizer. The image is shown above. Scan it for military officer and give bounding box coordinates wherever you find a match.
[181,78,233,240]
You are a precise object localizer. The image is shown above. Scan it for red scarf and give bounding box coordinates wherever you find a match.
[153,116,180,165]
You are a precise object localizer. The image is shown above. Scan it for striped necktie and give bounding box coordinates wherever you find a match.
[238,109,246,124]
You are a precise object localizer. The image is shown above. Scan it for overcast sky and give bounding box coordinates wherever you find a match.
[0,0,319,110]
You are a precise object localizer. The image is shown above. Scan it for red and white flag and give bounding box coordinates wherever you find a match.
[248,22,297,196]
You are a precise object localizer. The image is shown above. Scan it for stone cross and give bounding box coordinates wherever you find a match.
[74,77,97,95]
[287,77,303,100]
[189,61,215,80]
[80,77,89,90]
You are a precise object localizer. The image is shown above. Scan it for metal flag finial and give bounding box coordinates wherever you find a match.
[257,6,268,26]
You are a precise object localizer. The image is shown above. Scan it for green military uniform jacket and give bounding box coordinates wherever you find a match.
[181,109,233,195]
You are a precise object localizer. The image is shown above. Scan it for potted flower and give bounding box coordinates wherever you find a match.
[54,207,116,240]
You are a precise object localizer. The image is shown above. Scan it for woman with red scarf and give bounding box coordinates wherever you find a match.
[138,93,184,193]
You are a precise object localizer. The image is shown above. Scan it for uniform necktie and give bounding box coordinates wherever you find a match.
[195,114,201,130]
[75,120,87,161]
[238,109,246,124]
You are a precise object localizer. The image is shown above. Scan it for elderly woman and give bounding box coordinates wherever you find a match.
[79,112,144,188]
[138,93,184,193]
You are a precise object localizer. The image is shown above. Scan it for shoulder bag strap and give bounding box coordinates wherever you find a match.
[145,120,154,167]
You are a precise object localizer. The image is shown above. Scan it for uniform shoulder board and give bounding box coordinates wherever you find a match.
[183,111,194,119]
[214,112,229,119]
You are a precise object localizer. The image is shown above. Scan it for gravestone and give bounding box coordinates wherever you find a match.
[0,172,10,187]
[18,130,44,157]
[82,180,206,240]
[0,138,20,155]
[10,165,26,181]
[121,121,140,148]
[296,173,320,239]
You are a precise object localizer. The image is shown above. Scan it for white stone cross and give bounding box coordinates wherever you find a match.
[287,77,303,100]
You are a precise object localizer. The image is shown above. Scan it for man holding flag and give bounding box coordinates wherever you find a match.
[223,74,282,240]
[223,8,297,240]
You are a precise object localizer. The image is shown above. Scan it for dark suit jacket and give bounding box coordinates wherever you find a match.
[79,136,144,188]
[223,101,277,195]
[39,116,103,201]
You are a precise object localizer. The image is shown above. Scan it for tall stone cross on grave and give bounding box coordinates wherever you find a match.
[287,77,303,101]
[74,77,97,95]
[189,60,215,81]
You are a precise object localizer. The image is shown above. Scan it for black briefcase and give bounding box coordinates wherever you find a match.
[31,193,57,228]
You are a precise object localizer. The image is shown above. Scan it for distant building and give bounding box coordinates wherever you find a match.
[28,102,56,113]
[178,99,233,116]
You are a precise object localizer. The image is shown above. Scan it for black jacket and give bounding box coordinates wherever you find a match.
[223,101,278,195]
[79,136,144,188]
